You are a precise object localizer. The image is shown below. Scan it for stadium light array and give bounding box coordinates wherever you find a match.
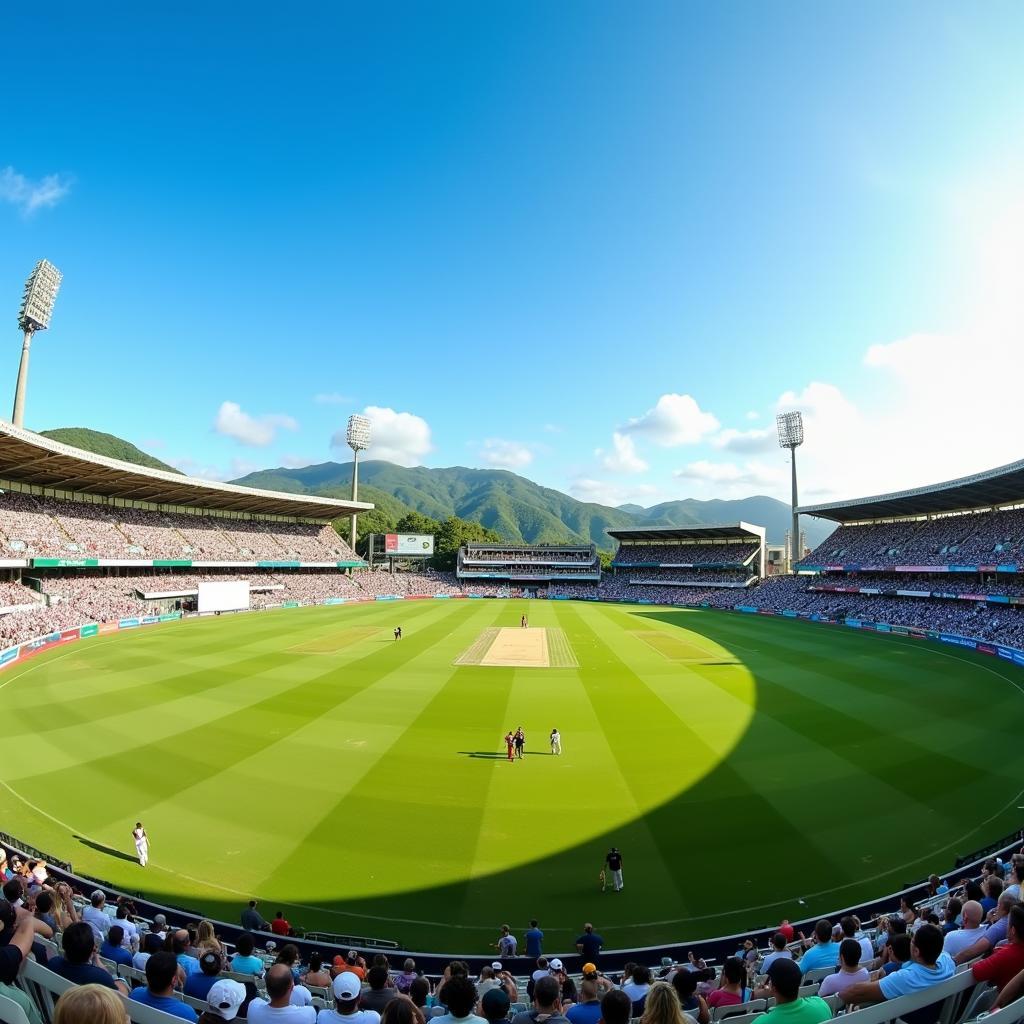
[346,414,372,551]
[776,411,804,570]
[13,259,62,428]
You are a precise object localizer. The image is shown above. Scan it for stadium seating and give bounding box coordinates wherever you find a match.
[612,543,759,566]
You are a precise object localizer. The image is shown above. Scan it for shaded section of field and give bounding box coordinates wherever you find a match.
[632,629,723,662]
[289,625,382,653]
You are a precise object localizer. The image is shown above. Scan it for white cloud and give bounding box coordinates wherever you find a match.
[0,166,72,215]
[168,456,260,481]
[570,478,663,507]
[214,401,298,447]
[675,460,783,490]
[281,454,317,469]
[596,431,648,474]
[543,423,564,434]
[622,393,719,446]
[746,410,760,421]
[713,426,777,454]
[313,392,350,405]
[479,439,534,470]
[331,405,432,467]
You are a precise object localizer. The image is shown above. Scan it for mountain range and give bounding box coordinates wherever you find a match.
[230,461,831,549]
[39,428,831,550]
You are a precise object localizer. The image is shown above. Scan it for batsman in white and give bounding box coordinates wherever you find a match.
[132,822,149,866]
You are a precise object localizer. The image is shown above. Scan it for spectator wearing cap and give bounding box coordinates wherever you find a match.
[231,933,266,977]
[527,958,549,1000]
[549,960,577,1004]
[840,923,954,1006]
[481,988,511,1024]
[816,940,868,998]
[242,900,271,933]
[48,921,128,993]
[248,963,316,1022]
[512,975,569,1024]
[320,970,382,1024]
[200,979,247,1024]
[576,924,604,964]
[187,950,225,1000]
[361,965,399,1013]
[130,950,198,1021]
[82,889,111,946]
[756,959,830,1024]
[100,925,134,968]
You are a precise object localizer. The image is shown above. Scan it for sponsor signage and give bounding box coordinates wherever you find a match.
[153,559,192,567]
[31,558,99,568]
[977,643,997,656]
[323,598,347,605]
[119,618,140,628]
[997,646,1015,661]
[385,533,435,556]
[257,560,301,568]
[782,610,798,618]
[735,605,758,613]
[0,647,20,665]
[374,595,403,601]
[282,601,301,608]
[845,618,862,628]
[875,623,891,633]
[80,623,99,637]
[939,633,977,649]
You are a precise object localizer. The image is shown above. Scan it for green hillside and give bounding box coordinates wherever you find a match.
[233,461,831,547]
[40,427,182,474]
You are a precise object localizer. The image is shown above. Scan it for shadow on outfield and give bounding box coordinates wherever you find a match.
[458,751,553,758]
[73,835,139,863]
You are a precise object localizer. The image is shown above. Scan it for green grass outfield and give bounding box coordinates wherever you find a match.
[3,598,1024,954]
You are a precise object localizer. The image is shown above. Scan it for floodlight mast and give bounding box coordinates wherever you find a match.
[13,259,62,428]
[776,411,804,571]
[346,414,372,552]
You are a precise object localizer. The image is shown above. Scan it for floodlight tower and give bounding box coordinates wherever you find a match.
[776,410,804,571]
[345,413,372,551]
[13,259,62,428]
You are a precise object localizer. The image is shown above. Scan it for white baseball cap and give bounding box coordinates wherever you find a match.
[549,958,564,971]
[334,971,363,1001]
[491,961,503,972]
[206,979,246,1020]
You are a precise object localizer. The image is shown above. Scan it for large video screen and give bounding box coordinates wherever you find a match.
[198,580,251,613]
[385,533,435,556]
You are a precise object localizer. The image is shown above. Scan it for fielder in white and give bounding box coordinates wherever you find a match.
[550,728,561,755]
[132,822,149,866]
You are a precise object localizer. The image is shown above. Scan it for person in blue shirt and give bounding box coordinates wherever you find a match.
[184,950,223,1000]
[524,920,544,958]
[130,950,198,1021]
[230,932,266,977]
[838,923,954,1007]
[100,925,134,968]
[796,920,840,974]
[47,922,128,994]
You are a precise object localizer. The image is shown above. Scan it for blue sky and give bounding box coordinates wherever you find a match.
[3,1,1023,508]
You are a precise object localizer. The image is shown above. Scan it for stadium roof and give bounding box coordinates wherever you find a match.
[798,457,1024,523]
[0,420,373,519]
[607,522,765,541]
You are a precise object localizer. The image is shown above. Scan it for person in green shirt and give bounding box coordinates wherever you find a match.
[758,959,832,1024]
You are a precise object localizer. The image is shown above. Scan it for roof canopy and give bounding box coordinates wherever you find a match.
[0,420,373,520]
[607,522,765,542]
[798,458,1024,523]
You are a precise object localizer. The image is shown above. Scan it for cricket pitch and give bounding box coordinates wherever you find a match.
[455,627,578,668]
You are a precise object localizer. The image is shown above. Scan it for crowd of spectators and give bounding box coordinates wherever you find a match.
[613,543,758,566]
[802,507,1024,568]
[462,546,596,564]
[0,492,359,563]
[4,842,1024,1024]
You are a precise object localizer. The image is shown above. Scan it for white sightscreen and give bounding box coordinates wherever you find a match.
[197,580,250,613]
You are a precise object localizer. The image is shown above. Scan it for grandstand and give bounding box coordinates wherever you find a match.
[457,542,599,596]
[742,458,1024,650]
[602,524,765,603]
[0,420,375,650]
